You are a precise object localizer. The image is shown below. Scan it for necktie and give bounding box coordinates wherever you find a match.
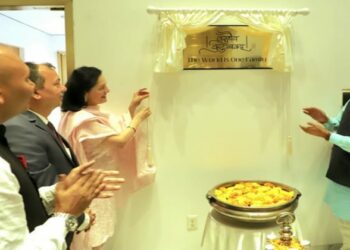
[46,122,79,166]
[47,122,66,149]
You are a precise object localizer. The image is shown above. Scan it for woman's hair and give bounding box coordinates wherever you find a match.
[61,66,102,112]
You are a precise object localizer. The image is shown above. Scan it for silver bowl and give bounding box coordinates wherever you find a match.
[206,180,301,223]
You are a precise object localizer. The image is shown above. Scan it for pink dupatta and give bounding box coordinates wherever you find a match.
[59,106,156,194]
[58,106,156,248]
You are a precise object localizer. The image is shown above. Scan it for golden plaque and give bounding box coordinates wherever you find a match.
[183,26,273,70]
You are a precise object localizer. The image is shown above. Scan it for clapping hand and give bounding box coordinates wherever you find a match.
[97,170,125,198]
[61,161,124,198]
[299,122,330,140]
[54,164,105,216]
[302,107,328,124]
[54,161,124,217]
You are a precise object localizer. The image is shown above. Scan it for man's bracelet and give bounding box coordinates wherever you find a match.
[127,126,136,133]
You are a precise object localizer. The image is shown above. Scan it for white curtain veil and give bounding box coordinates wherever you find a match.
[151,10,299,72]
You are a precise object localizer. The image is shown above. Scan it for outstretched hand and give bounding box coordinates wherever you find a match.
[54,162,125,216]
[133,107,151,123]
[97,170,125,198]
[299,122,330,140]
[60,160,96,187]
[302,107,328,124]
[54,168,105,216]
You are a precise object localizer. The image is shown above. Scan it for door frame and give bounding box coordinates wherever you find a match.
[0,0,75,75]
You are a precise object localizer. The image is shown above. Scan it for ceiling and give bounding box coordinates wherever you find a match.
[0,9,65,35]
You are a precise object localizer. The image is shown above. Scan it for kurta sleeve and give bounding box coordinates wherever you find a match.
[72,119,119,164]
[0,158,67,250]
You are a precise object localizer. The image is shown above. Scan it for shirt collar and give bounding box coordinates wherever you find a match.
[28,110,49,125]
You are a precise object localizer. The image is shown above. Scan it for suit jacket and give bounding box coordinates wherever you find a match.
[0,125,48,232]
[4,111,79,187]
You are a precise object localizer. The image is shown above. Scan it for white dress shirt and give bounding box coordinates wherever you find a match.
[0,156,68,250]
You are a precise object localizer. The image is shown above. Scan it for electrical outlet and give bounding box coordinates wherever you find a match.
[187,214,198,231]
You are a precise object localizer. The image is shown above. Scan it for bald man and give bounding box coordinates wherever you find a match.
[0,50,123,249]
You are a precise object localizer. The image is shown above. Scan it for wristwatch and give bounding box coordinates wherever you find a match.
[53,212,78,232]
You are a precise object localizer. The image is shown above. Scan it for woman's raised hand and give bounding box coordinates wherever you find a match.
[134,88,149,105]
[129,88,150,117]
[134,107,151,123]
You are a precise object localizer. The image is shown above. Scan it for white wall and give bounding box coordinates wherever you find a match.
[72,0,346,249]
[0,13,65,68]
[50,35,65,53]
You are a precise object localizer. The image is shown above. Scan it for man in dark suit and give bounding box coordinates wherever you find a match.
[4,62,91,247]
[5,63,74,186]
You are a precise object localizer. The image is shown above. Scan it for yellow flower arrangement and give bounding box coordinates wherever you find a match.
[215,182,295,207]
